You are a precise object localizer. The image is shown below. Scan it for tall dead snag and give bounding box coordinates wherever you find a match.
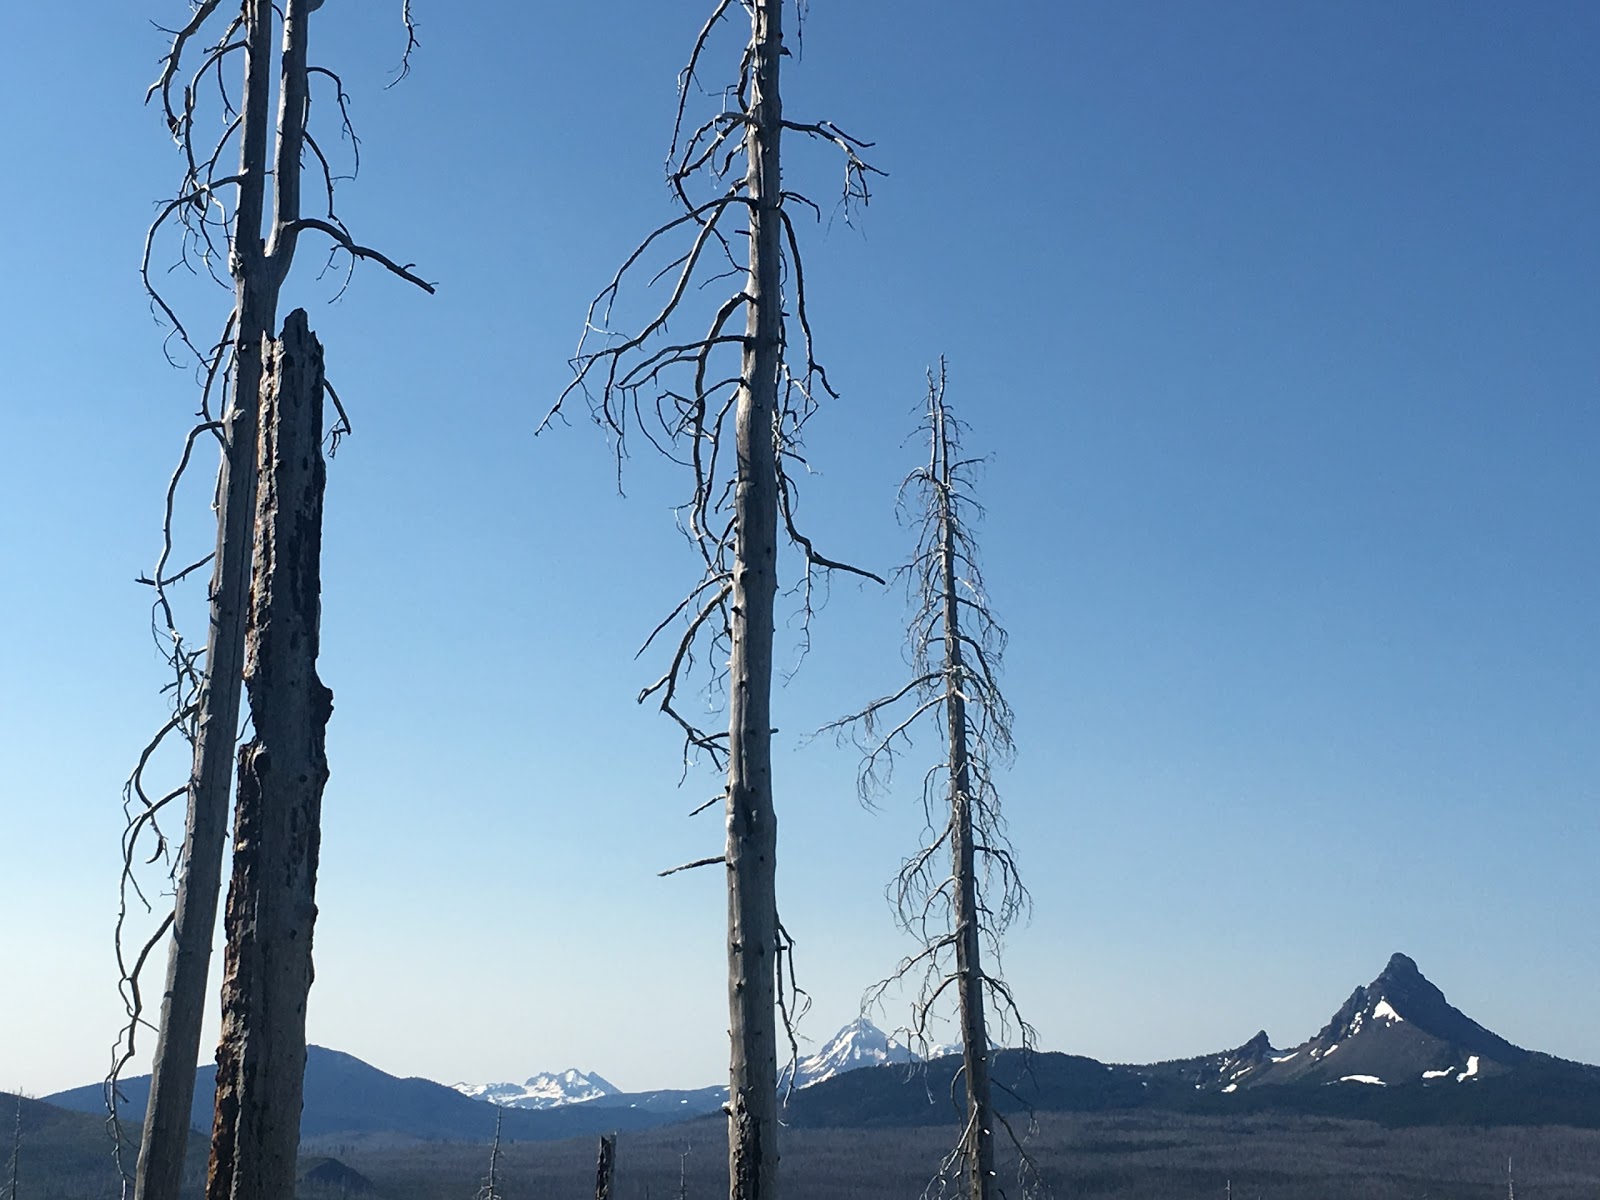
[474,1106,505,1200]
[595,1133,617,1200]
[204,310,332,1200]
[828,364,1034,1200]
[115,6,430,1199]
[541,4,880,1197]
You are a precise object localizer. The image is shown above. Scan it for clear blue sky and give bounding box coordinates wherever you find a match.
[2,2,1596,1099]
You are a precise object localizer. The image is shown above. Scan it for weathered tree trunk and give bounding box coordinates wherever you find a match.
[134,3,425,1191]
[940,436,997,1200]
[205,309,332,1200]
[724,4,784,1199]
[136,6,284,1197]
[594,1133,617,1200]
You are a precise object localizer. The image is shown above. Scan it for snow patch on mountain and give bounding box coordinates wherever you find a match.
[1371,999,1404,1023]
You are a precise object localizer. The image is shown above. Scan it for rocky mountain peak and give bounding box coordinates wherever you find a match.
[1380,951,1421,981]
[1238,1030,1275,1059]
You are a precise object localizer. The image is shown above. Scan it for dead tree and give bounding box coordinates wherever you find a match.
[113,6,429,1200]
[475,1106,505,1200]
[595,1134,617,1200]
[541,4,879,1197]
[828,364,1033,1200]
[204,310,333,1200]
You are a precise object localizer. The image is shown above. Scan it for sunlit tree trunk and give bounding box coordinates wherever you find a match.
[725,5,784,1197]
[137,6,284,1195]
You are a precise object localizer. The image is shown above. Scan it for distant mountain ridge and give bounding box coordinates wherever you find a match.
[46,954,1600,1140]
[787,953,1600,1131]
[453,1015,915,1111]
[46,1047,692,1144]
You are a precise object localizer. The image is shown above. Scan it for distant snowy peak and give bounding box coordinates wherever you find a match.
[453,1068,619,1110]
[455,1018,918,1110]
[783,1016,918,1089]
[1194,952,1529,1093]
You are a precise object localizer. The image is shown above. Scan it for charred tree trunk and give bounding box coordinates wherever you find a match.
[594,1134,617,1200]
[205,309,332,1200]
[725,4,784,1198]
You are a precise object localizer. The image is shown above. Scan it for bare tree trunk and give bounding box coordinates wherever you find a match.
[476,1107,504,1200]
[595,1134,617,1200]
[205,309,332,1200]
[724,5,784,1199]
[130,6,426,1196]
[550,6,877,1197]
[940,443,996,1200]
[137,6,282,1196]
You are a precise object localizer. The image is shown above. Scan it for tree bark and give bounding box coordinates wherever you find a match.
[136,6,283,1196]
[725,3,784,1199]
[939,419,996,1200]
[205,309,332,1200]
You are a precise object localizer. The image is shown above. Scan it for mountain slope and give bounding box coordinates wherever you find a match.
[48,1047,678,1143]
[0,1090,181,1197]
[1194,953,1533,1090]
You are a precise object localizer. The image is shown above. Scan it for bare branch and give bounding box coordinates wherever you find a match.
[658,855,727,878]
[279,217,436,293]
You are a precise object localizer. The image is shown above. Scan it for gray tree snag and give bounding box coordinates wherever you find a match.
[204,310,333,1200]
[828,364,1035,1200]
[475,1106,505,1200]
[595,1133,618,1200]
[114,7,430,1200]
[541,5,880,1198]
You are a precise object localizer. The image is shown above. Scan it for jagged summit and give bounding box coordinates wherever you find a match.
[1382,951,1421,979]
[782,1016,917,1089]
[453,1067,619,1110]
[1206,953,1528,1091]
[1131,953,1546,1098]
[1239,1031,1274,1056]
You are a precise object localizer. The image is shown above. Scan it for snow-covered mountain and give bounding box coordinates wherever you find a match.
[453,1068,619,1109]
[455,1017,918,1111]
[782,1016,918,1089]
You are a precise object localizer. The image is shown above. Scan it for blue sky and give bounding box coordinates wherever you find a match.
[2,2,1596,1099]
